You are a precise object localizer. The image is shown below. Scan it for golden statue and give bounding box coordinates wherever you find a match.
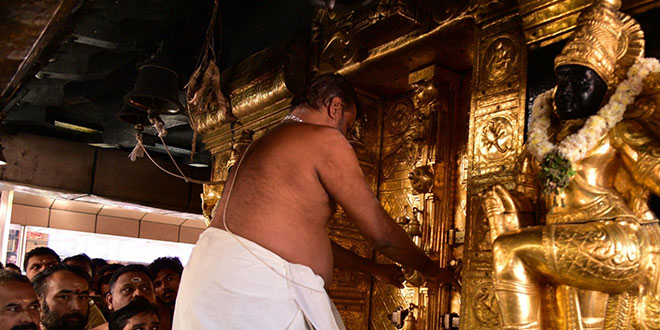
[482,0,660,329]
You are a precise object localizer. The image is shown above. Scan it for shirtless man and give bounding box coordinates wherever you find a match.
[173,74,452,330]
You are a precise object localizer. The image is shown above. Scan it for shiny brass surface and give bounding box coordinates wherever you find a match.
[190,0,659,329]
[518,0,594,48]
[462,3,528,330]
[477,2,660,329]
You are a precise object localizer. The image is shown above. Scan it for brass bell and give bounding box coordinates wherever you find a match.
[117,104,150,126]
[124,57,184,115]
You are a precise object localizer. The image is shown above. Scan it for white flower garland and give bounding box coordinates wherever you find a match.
[528,57,660,163]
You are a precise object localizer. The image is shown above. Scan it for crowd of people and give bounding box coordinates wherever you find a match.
[0,247,182,330]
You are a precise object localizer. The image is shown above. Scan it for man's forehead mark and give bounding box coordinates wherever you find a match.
[130,277,142,283]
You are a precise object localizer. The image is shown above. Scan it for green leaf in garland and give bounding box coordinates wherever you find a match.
[538,151,576,194]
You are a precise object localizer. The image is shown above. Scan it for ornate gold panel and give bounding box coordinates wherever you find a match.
[366,62,467,330]
[518,0,593,48]
[462,271,500,330]
[463,8,527,330]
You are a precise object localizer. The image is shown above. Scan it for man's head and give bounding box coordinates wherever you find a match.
[0,270,40,330]
[107,265,155,311]
[62,254,93,279]
[108,297,159,330]
[24,247,60,280]
[96,264,123,301]
[147,257,182,306]
[291,73,359,135]
[31,265,91,330]
[554,65,608,120]
[4,264,21,274]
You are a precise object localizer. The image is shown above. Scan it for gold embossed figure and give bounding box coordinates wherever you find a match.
[482,0,660,329]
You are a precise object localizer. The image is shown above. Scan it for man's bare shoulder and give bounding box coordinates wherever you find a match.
[275,123,353,153]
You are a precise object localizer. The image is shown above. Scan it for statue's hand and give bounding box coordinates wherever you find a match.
[482,184,519,216]
[482,185,524,242]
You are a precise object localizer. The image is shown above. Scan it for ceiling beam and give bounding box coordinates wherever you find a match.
[0,0,83,106]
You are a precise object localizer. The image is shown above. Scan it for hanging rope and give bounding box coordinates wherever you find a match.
[186,0,236,160]
[129,134,226,185]
[128,0,233,186]
[128,125,145,162]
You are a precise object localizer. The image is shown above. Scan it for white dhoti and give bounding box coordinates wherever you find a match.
[172,227,346,330]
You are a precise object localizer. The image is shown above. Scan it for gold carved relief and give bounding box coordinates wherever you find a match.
[311,9,364,74]
[484,36,518,84]
[463,6,527,330]
[477,116,513,160]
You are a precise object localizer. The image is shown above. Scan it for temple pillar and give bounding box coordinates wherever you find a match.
[461,1,528,329]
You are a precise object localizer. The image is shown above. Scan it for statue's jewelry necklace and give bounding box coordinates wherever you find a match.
[527,57,660,193]
[282,114,304,123]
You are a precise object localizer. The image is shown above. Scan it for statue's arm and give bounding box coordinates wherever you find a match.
[611,120,660,196]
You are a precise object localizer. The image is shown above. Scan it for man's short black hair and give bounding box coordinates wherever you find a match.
[96,263,123,293]
[148,257,183,277]
[63,253,93,272]
[24,247,60,270]
[109,264,152,293]
[0,269,31,286]
[62,253,92,266]
[291,73,359,114]
[91,258,108,272]
[31,264,91,298]
[5,263,21,272]
[108,296,159,330]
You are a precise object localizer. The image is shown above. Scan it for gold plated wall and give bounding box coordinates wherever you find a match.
[461,1,528,329]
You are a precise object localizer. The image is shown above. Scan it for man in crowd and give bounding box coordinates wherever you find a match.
[0,270,40,330]
[24,247,59,280]
[32,265,91,330]
[62,254,106,329]
[147,257,182,310]
[94,265,169,330]
[108,297,159,330]
[106,265,156,312]
[62,254,93,279]
[95,264,123,299]
[4,264,21,274]
[174,74,456,329]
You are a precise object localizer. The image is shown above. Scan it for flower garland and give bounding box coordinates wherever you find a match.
[528,57,660,193]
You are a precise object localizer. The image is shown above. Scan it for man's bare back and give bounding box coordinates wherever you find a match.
[210,122,350,284]
[173,74,453,330]
[209,76,452,292]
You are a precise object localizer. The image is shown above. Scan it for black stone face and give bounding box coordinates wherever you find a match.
[554,65,608,120]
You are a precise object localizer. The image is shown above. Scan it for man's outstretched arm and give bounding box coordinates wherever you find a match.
[316,130,454,285]
[331,241,405,288]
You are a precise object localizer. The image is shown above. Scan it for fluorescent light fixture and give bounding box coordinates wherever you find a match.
[87,143,119,149]
[186,162,209,168]
[53,120,102,134]
[0,144,6,166]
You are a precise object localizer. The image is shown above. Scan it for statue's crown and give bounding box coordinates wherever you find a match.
[554,0,644,88]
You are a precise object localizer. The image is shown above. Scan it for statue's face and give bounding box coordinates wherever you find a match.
[554,65,608,120]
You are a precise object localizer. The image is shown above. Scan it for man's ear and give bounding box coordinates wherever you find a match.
[106,292,114,311]
[327,96,343,119]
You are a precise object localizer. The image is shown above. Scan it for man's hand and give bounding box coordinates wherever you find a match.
[422,267,461,290]
[370,264,405,288]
